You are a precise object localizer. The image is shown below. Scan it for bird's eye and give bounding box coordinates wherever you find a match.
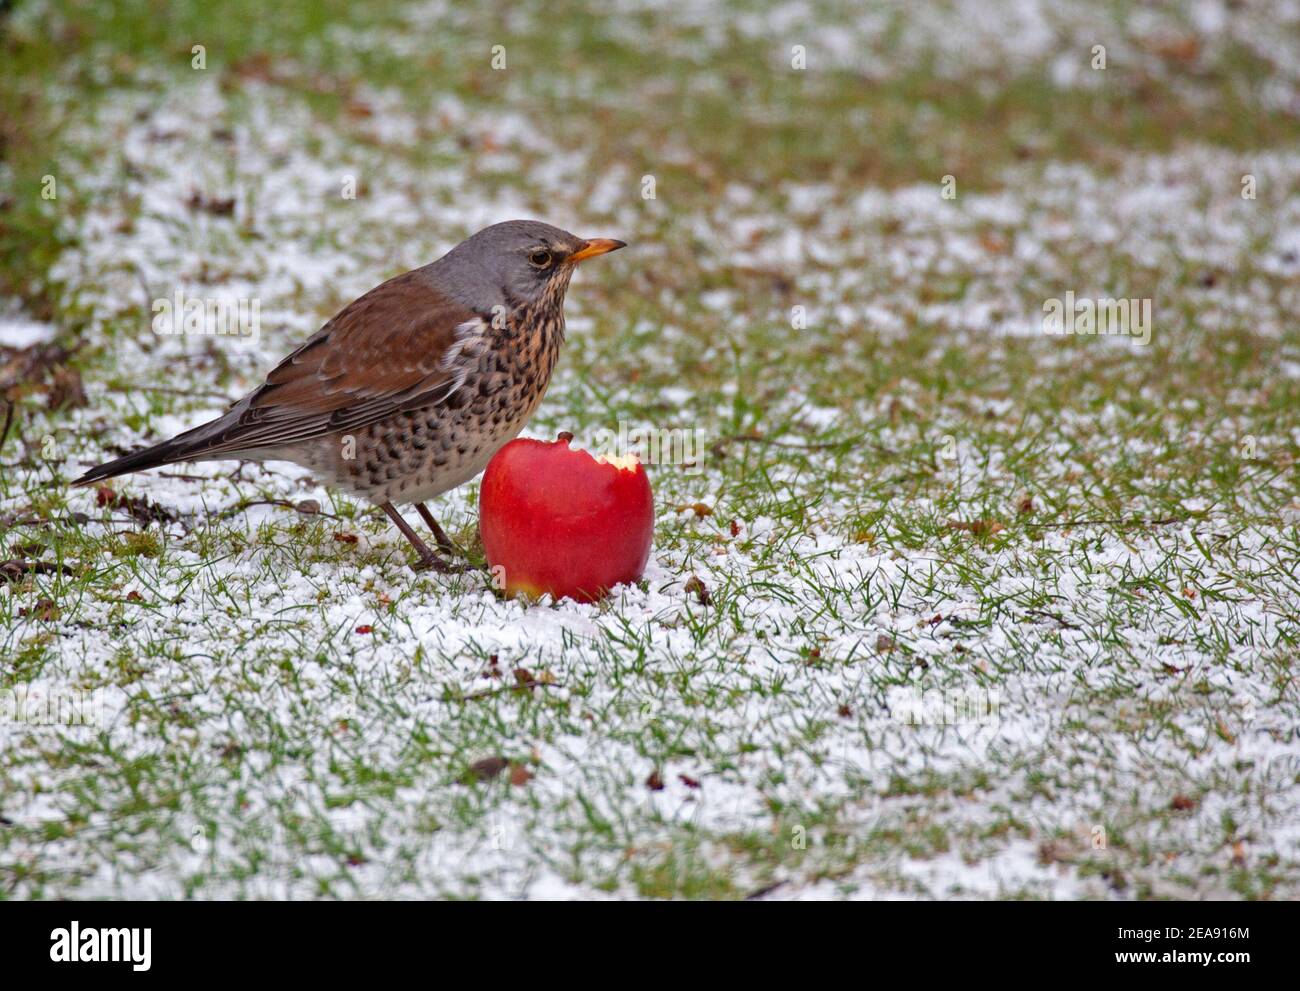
[528,248,552,268]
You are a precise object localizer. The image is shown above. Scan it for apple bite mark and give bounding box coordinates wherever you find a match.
[594,451,642,472]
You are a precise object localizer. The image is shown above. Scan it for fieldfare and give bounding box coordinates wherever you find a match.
[74,220,626,571]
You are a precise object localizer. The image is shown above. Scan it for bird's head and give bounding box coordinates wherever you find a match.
[433,219,625,313]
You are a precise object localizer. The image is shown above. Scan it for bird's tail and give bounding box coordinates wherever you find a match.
[71,415,231,487]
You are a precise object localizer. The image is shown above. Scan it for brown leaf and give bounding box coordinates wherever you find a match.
[0,342,83,402]
[678,774,700,789]
[1148,35,1200,62]
[875,633,896,653]
[45,367,86,410]
[469,756,509,782]
[645,769,665,791]
[509,763,533,787]
[684,575,711,605]
[91,486,177,525]
[112,492,178,526]
[295,499,321,515]
[1170,794,1198,812]
[333,532,358,544]
[1036,840,1066,866]
[18,598,59,621]
[185,189,236,216]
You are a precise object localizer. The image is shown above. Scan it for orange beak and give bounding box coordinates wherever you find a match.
[569,238,627,263]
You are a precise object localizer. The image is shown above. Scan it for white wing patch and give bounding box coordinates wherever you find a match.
[435,317,491,399]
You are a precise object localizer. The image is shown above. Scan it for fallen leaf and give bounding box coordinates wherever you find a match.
[1148,35,1200,62]
[19,598,59,621]
[469,756,508,782]
[114,492,178,526]
[509,763,533,787]
[185,189,236,216]
[979,232,1008,254]
[684,575,711,605]
[645,770,664,791]
[45,366,86,410]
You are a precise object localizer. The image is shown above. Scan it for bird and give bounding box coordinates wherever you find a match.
[73,220,626,571]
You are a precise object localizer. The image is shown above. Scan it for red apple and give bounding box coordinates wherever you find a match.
[479,433,654,603]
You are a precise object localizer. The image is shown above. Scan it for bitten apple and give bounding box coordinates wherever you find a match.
[479,433,654,603]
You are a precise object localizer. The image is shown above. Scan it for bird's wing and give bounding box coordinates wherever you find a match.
[190,271,488,455]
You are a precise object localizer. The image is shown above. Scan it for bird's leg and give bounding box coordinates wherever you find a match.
[414,503,460,556]
[415,503,487,572]
[380,502,453,573]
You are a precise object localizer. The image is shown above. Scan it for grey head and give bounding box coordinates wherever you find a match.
[424,219,625,314]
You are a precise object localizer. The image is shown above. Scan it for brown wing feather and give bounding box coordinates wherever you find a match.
[193,271,485,455]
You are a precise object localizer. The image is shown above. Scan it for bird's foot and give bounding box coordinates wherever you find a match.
[412,553,480,575]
